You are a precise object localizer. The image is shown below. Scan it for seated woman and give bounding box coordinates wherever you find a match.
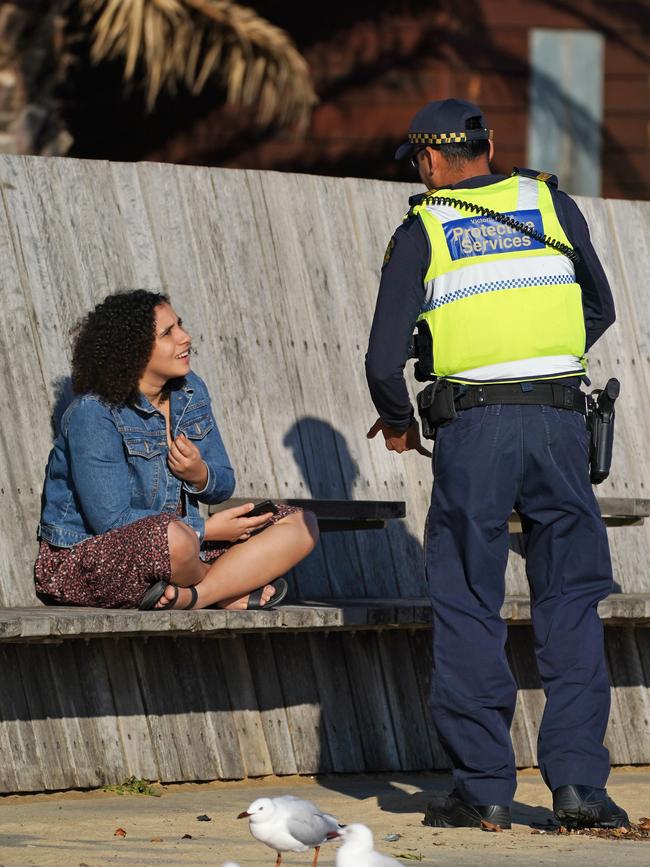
[35,290,319,610]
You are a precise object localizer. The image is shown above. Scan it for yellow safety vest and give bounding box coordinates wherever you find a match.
[411,175,587,384]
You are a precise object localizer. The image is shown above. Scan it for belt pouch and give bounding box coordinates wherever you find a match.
[417,379,458,439]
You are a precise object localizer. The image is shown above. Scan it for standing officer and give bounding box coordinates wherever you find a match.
[366,98,628,829]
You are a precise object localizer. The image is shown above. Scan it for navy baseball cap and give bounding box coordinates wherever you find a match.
[395,98,492,160]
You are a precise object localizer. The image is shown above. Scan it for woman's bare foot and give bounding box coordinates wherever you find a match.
[154,583,195,609]
[218,583,277,610]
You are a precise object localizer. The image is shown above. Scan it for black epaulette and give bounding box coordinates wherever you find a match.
[404,191,427,220]
[512,167,558,188]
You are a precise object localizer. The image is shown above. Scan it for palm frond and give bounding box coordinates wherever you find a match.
[79,0,317,125]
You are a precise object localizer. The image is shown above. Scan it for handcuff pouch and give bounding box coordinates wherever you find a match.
[416,379,458,440]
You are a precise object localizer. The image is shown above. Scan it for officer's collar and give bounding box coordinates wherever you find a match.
[408,173,509,205]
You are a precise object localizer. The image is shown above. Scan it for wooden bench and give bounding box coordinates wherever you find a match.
[223,496,650,533]
[2,496,643,646]
[210,497,407,532]
[1,154,649,792]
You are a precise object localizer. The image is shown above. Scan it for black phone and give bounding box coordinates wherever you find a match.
[246,499,279,517]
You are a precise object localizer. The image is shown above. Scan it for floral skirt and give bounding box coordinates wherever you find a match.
[34,504,300,609]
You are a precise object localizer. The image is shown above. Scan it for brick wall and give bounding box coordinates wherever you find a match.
[145,0,650,199]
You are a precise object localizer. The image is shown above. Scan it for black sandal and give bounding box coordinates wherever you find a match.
[181,586,198,610]
[138,581,198,611]
[247,577,288,610]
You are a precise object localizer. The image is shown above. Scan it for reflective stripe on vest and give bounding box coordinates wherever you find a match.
[412,176,587,384]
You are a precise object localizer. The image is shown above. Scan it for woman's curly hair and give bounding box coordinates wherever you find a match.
[72,290,169,406]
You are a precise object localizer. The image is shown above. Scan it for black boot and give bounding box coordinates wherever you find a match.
[553,784,629,829]
[424,791,512,829]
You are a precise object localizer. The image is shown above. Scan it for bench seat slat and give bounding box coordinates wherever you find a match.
[3,594,649,642]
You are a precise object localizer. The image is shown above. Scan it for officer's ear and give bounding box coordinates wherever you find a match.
[421,147,444,189]
[424,147,441,175]
[488,140,494,163]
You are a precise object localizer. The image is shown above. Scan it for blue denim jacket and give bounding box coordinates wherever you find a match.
[38,371,235,547]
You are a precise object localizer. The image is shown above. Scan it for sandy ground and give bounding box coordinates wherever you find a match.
[1,768,649,866]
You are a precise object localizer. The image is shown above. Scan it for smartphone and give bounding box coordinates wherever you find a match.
[246,499,279,517]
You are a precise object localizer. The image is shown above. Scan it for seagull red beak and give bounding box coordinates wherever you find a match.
[326,830,340,840]
[237,811,250,819]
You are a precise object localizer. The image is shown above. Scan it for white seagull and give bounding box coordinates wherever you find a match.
[237,795,341,866]
[328,823,400,867]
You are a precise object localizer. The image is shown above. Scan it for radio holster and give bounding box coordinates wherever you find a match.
[409,321,435,383]
[586,378,620,485]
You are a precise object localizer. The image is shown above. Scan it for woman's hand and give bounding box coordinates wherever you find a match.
[167,433,208,488]
[204,503,274,543]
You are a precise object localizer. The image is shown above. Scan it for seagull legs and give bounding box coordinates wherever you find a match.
[311,845,321,867]
[275,852,282,867]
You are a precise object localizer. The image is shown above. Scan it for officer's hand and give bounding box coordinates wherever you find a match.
[367,418,432,458]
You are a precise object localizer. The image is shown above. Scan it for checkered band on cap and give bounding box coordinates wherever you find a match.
[408,130,493,146]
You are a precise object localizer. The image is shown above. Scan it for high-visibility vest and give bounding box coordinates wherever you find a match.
[411,175,587,384]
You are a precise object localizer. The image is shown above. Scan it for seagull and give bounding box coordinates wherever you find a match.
[237,795,341,866]
[328,823,400,867]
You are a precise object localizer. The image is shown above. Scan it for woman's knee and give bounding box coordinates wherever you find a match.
[285,509,319,550]
[168,520,200,566]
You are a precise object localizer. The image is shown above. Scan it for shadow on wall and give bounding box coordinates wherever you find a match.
[49,376,75,441]
[283,416,426,599]
[37,376,75,519]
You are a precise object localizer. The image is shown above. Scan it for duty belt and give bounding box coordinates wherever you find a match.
[454,381,587,415]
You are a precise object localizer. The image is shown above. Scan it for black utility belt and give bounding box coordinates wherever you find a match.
[417,376,621,487]
[454,382,587,415]
[416,379,586,442]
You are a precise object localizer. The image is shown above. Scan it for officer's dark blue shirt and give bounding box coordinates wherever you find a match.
[365,173,617,430]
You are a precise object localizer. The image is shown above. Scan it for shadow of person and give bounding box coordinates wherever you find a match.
[38,376,75,520]
[49,376,75,440]
[306,773,555,828]
[32,376,76,607]
[283,416,426,598]
[374,781,555,827]
[282,416,360,503]
[375,781,555,828]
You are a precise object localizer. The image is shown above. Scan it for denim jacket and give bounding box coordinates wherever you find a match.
[38,371,235,547]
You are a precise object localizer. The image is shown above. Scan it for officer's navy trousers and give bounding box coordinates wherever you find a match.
[426,403,612,805]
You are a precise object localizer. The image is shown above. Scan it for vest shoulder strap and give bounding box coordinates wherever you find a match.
[404,192,428,221]
[512,166,559,188]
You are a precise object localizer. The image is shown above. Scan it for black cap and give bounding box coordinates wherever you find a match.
[395,98,492,160]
